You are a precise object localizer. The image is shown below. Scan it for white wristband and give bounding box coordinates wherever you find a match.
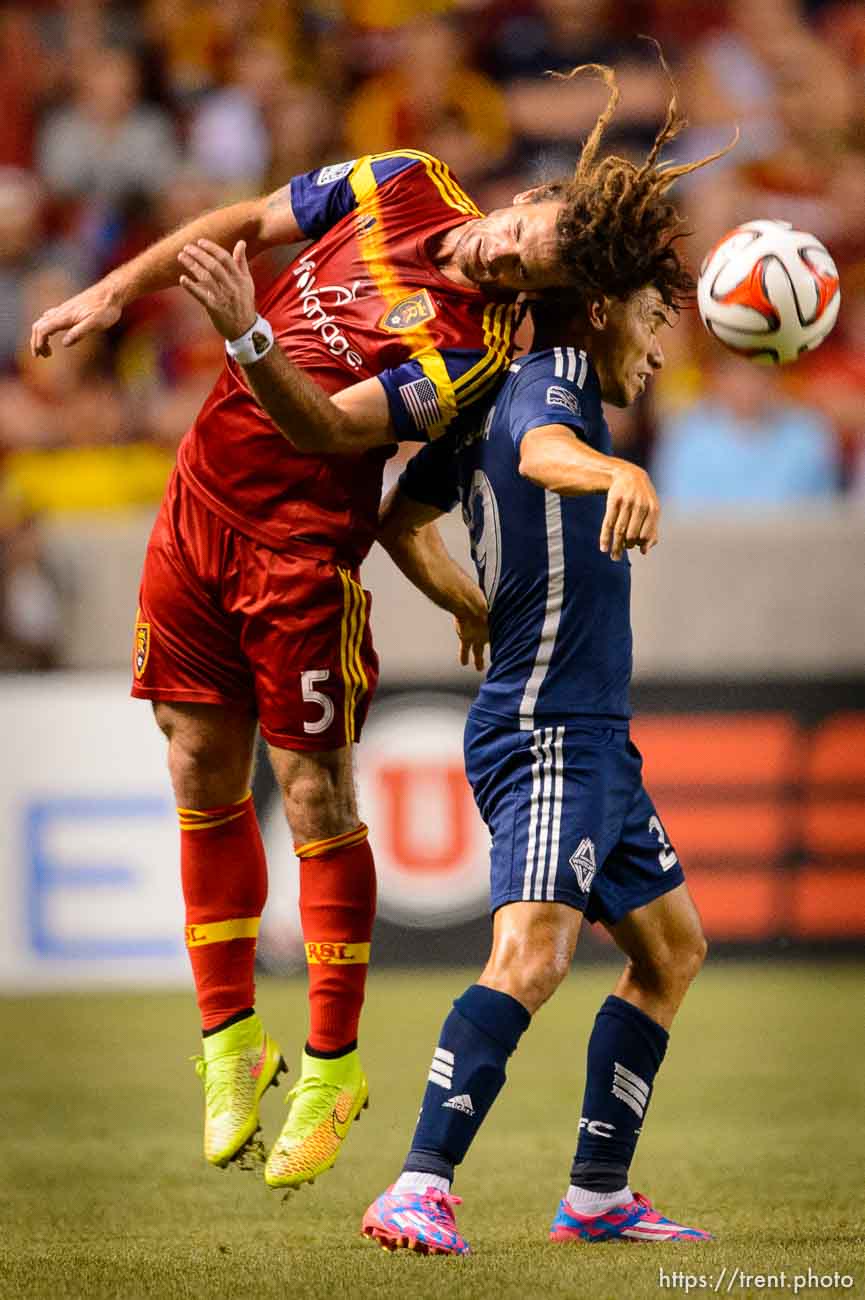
[225,314,274,365]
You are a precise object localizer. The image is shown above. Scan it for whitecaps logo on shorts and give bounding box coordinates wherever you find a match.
[569,836,597,892]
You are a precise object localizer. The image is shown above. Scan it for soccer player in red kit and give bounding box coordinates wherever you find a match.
[31,148,575,1189]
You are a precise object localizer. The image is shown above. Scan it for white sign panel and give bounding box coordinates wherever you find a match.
[0,678,492,989]
[0,675,185,988]
[356,694,490,928]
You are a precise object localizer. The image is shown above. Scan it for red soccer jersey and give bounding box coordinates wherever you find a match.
[176,151,517,563]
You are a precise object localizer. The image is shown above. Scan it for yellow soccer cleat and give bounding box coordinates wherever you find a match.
[192,1013,286,1168]
[264,1048,369,1190]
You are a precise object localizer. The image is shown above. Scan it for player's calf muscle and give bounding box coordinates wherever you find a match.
[611,895,708,1026]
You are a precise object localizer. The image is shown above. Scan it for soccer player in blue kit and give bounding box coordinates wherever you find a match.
[359,280,713,1254]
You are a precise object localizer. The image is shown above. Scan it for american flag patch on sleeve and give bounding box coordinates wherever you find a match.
[397,376,443,432]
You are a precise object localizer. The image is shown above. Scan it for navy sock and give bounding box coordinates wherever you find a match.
[403,984,531,1182]
[570,994,669,1192]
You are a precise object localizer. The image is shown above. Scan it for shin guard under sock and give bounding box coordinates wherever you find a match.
[180,792,268,1031]
[403,984,531,1183]
[570,994,669,1192]
[297,824,376,1055]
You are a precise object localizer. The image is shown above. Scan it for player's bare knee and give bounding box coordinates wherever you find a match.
[155,703,254,806]
[497,948,568,1013]
[628,929,706,1001]
[519,949,570,1011]
[271,747,358,843]
[167,740,251,807]
[668,923,708,989]
[482,909,575,1013]
[283,773,343,840]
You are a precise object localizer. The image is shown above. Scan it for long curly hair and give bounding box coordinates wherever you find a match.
[538,60,736,312]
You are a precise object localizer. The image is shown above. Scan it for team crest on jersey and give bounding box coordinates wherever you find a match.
[546,385,581,417]
[315,160,355,185]
[569,837,597,892]
[133,610,150,679]
[380,289,437,333]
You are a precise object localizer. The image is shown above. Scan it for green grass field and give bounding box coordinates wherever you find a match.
[1,964,862,1300]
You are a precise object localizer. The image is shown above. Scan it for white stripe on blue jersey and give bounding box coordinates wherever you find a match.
[517,348,587,730]
[553,346,585,383]
[518,493,565,729]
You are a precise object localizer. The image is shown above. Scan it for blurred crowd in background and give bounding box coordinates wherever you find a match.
[0,0,864,668]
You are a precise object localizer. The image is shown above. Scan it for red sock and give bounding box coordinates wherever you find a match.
[179,792,268,1031]
[297,824,376,1054]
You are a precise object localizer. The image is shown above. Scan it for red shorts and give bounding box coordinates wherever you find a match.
[131,470,379,751]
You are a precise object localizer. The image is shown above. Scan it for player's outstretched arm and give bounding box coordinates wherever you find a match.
[378,486,488,671]
[519,424,660,561]
[30,184,304,359]
[178,237,396,453]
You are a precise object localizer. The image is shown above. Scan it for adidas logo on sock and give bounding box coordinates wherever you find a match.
[442,1093,475,1116]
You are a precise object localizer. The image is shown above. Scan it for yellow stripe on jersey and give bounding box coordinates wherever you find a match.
[452,302,516,406]
[420,152,483,218]
[295,823,370,860]
[349,160,432,345]
[406,303,515,435]
[185,916,260,948]
[338,568,369,744]
[416,351,458,434]
[456,303,513,392]
[367,149,482,217]
[348,156,381,211]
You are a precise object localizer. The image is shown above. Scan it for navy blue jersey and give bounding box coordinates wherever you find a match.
[399,346,633,726]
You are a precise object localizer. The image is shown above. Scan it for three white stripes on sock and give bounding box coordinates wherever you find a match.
[611,1061,650,1119]
[427,1047,454,1090]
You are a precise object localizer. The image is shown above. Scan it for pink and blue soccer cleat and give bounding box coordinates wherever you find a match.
[361,1185,470,1255]
[549,1191,712,1244]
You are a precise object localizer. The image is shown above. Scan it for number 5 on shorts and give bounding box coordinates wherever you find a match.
[301,669,335,735]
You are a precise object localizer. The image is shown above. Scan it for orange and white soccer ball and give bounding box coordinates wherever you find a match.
[697,220,840,365]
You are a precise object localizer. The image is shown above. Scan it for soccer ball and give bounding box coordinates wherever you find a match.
[697,220,840,365]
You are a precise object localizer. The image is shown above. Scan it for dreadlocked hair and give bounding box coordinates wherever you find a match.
[542,59,737,311]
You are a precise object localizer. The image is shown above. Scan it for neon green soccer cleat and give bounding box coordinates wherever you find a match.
[192,1013,286,1168]
[264,1048,369,1190]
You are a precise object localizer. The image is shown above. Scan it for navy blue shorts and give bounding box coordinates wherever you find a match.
[464,710,686,926]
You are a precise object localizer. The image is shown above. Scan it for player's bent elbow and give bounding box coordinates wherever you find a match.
[517,447,552,489]
[518,447,573,496]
